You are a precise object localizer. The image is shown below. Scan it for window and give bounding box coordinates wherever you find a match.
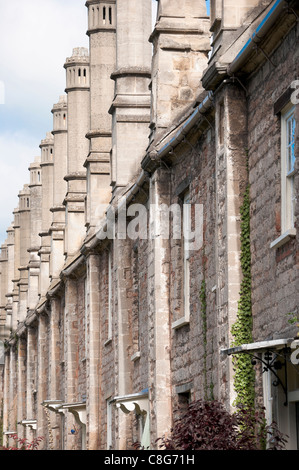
[218,101,224,146]
[84,276,89,355]
[172,189,191,329]
[183,190,191,321]
[271,104,296,250]
[107,398,113,450]
[91,7,95,27]
[281,104,296,231]
[107,249,112,341]
[175,382,192,419]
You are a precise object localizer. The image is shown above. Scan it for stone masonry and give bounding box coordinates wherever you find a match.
[0,0,298,450]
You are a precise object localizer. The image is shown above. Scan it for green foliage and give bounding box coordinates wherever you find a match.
[231,184,255,410]
[287,312,299,337]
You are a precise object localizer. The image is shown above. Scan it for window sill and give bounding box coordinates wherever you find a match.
[172,317,190,330]
[104,337,112,347]
[270,228,296,249]
[131,351,141,362]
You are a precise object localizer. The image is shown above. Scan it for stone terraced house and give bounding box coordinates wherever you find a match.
[0,0,298,450]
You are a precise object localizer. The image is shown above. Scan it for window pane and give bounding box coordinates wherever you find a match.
[286,113,296,174]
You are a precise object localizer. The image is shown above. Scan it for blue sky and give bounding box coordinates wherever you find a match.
[0,0,210,246]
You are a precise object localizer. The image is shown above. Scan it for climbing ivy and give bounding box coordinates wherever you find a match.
[287,312,299,337]
[231,183,255,410]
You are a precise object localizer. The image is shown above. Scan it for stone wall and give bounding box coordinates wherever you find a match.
[248,25,299,341]
[169,124,217,405]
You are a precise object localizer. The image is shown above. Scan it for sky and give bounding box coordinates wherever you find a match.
[0,0,209,246]
[0,0,90,245]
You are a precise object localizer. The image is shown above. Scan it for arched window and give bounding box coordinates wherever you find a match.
[103,6,106,24]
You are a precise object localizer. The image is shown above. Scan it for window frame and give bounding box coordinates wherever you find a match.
[281,103,296,232]
[270,103,296,249]
[172,189,191,330]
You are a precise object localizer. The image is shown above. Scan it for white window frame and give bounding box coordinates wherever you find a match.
[281,104,296,232]
[270,104,296,249]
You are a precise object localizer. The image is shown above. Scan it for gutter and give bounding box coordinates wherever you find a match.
[83,92,214,254]
[60,254,85,278]
[83,0,289,253]
[227,0,286,75]
[152,91,214,161]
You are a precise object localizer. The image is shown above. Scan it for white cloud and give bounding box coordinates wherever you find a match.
[0,131,39,243]
[0,0,89,244]
[0,0,161,245]
[0,0,89,112]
